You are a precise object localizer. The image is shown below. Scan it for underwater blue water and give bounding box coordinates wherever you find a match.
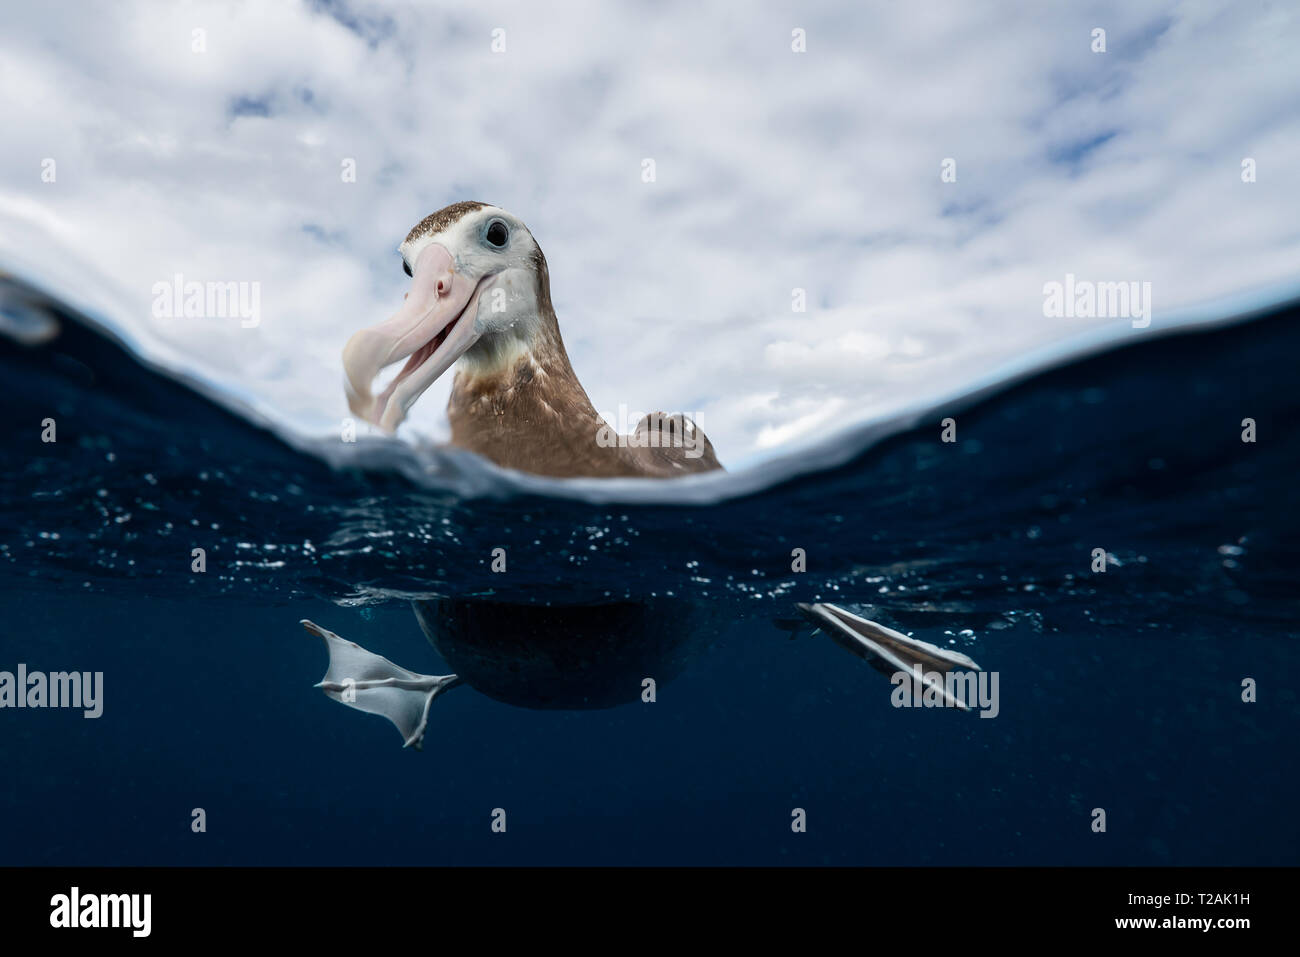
[0,273,1296,865]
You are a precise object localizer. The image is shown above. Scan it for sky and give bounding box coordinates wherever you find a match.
[1,0,1297,469]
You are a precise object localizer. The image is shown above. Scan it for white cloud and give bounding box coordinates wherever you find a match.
[0,0,1296,470]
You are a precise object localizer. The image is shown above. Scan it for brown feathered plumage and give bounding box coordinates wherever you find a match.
[447,244,721,478]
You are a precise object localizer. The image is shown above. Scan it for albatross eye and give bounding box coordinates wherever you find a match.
[402,259,413,277]
[484,220,509,248]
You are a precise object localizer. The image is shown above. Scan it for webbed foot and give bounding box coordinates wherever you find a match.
[797,603,983,711]
[301,619,461,749]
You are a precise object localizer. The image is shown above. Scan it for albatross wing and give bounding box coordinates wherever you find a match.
[626,412,723,476]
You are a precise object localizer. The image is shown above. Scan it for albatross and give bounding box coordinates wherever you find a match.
[343,201,722,478]
[301,202,985,749]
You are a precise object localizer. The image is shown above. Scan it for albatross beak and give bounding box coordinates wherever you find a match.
[343,243,484,432]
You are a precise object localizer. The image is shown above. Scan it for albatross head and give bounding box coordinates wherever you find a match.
[344,201,550,432]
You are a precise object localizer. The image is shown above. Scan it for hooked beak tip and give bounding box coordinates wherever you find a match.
[340,244,486,433]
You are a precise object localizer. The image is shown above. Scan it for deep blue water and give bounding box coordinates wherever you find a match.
[1,274,1296,865]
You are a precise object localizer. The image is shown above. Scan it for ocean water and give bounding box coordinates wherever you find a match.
[1,273,1296,866]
